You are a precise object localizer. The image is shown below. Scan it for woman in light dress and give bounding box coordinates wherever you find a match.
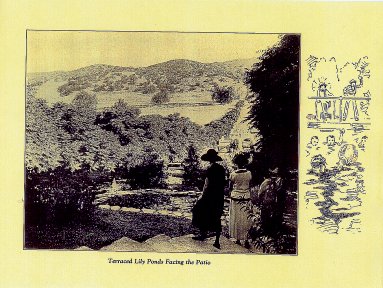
[229,154,252,248]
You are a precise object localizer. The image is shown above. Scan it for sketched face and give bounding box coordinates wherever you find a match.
[327,136,335,146]
[311,137,319,146]
[360,137,367,145]
[349,80,357,91]
[318,83,327,92]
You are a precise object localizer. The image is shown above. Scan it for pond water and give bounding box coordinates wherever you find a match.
[304,163,365,234]
[137,190,232,220]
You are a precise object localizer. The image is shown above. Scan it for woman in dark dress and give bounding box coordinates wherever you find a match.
[192,149,226,249]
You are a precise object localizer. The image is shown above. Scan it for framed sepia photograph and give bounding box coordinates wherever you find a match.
[25,31,299,255]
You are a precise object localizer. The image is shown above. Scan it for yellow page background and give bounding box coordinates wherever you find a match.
[0,1,382,287]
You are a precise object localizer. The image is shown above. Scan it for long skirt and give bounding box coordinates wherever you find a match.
[192,197,223,232]
[229,199,252,240]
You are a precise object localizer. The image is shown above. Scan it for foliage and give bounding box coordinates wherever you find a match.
[95,103,242,164]
[116,152,166,189]
[25,88,66,171]
[136,59,239,87]
[204,100,243,145]
[56,65,132,95]
[182,145,204,190]
[26,87,242,176]
[151,90,170,104]
[140,81,157,94]
[240,170,297,254]
[104,193,171,209]
[245,151,268,186]
[42,60,247,98]
[155,80,175,94]
[245,35,300,172]
[95,99,141,146]
[211,84,235,104]
[25,61,248,238]
[58,76,92,96]
[25,164,100,226]
[248,225,297,254]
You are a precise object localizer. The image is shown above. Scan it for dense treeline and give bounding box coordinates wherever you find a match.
[244,35,299,254]
[245,35,299,173]
[27,88,242,172]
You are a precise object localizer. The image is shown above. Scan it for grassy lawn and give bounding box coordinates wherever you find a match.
[25,208,195,250]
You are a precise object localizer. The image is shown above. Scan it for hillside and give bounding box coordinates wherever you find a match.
[26,57,258,124]
[27,57,257,96]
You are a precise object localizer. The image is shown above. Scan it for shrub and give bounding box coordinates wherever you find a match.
[25,164,98,226]
[204,100,243,145]
[211,84,235,104]
[117,152,166,189]
[141,82,157,94]
[151,90,170,104]
[58,77,91,96]
[182,145,204,190]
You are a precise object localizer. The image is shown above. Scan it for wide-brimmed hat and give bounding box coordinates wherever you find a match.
[201,149,222,162]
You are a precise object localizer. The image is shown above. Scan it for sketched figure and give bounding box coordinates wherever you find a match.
[315,83,336,121]
[306,136,320,157]
[360,101,370,117]
[359,91,371,119]
[342,76,363,121]
[310,154,327,173]
[358,136,368,151]
[338,144,358,166]
[324,129,344,155]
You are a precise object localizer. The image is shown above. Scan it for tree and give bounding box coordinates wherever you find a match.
[182,145,204,190]
[122,152,166,189]
[245,35,300,172]
[141,81,157,94]
[151,90,170,104]
[25,93,65,171]
[211,84,235,104]
[111,99,140,118]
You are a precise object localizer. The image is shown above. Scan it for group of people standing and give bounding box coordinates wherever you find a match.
[191,149,284,249]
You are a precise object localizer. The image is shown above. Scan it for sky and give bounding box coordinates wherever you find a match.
[27,31,282,73]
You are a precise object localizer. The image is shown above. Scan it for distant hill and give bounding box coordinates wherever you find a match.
[218,57,259,76]
[27,57,260,97]
[137,59,238,83]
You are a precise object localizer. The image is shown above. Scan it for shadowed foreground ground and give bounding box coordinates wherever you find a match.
[25,209,196,250]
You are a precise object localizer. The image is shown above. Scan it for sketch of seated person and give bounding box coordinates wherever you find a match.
[342,76,363,121]
[315,83,337,121]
